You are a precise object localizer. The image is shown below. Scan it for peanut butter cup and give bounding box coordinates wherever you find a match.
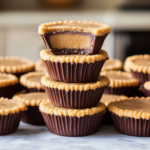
[102,58,123,71]
[127,54,150,83]
[0,97,27,135]
[101,94,127,125]
[108,97,150,136]
[40,101,106,136]
[13,92,49,125]
[35,59,47,73]
[20,72,45,92]
[41,75,110,108]
[0,73,18,98]
[38,20,110,55]
[101,71,140,96]
[0,56,35,78]
[40,49,109,83]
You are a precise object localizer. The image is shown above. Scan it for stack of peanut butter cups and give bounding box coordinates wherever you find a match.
[38,20,110,136]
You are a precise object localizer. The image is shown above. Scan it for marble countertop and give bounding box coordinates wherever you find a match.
[0,122,149,150]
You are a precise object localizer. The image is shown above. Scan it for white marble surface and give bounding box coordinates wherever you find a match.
[0,122,150,150]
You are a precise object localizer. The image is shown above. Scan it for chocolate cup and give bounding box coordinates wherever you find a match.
[21,106,45,125]
[102,110,113,125]
[42,59,107,83]
[0,84,17,98]
[41,32,107,55]
[43,85,107,108]
[130,70,150,84]
[0,112,22,135]
[110,112,150,137]
[104,86,139,97]
[41,112,105,136]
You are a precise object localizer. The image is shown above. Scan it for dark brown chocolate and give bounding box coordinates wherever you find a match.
[130,70,150,84]
[41,31,107,55]
[104,86,139,97]
[21,106,45,125]
[41,112,105,136]
[0,112,22,135]
[0,84,17,98]
[102,110,113,125]
[110,112,150,137]
[42,59,107,83]
[43,85,107,108]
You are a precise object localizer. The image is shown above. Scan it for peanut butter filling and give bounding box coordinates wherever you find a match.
[13,92,49,106]
[113,99,150,113]
[0,100,19,109]
[0,75,9,80]
[0,60,27,66]
[49,33,91,49]
[101,71,140,87]
[40,49,108,63]
[16,92,48,100]
[101,94,127,107]
[106,74,131,80]
[102,59,122,71]
[41,75,110,91]
[108,97,150,119]
[20,72,45,89]
[0,73,18,87]
[0,98,27,115]
[26,75,43,83]
[133,58,150,66]
[38,21,110,36]
[40,101,106,117]
[0,57,35,74]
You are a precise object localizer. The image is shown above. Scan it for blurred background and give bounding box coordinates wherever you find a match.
[0,0,150,62]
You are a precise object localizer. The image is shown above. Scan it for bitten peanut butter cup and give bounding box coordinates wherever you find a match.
[108,97,150,137]
[38,20,110,55]
[40,49,109,83]
[0,73,18,98]
[13,92,49,125]
[101,71,140,96]
[0,56,35,78]
[41,75,110,108]
[127,54,150,83]
[40,101,106,136]
[0,98,27,135]
[102,58,123,71]
[20,72,45,92]
[101,94,127,125]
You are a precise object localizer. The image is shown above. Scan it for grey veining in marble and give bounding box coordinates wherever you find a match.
[0,122,149,150]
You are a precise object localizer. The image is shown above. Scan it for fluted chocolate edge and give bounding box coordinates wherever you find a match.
[42,59,108,83]
[110,112,150,137]
[0,112,22,135]
[43,86,107,108]
[21,106,45,125]
[41,111,105,136]
[104,86,139,97]
[0,84,18,98]
[130,70,150,84]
